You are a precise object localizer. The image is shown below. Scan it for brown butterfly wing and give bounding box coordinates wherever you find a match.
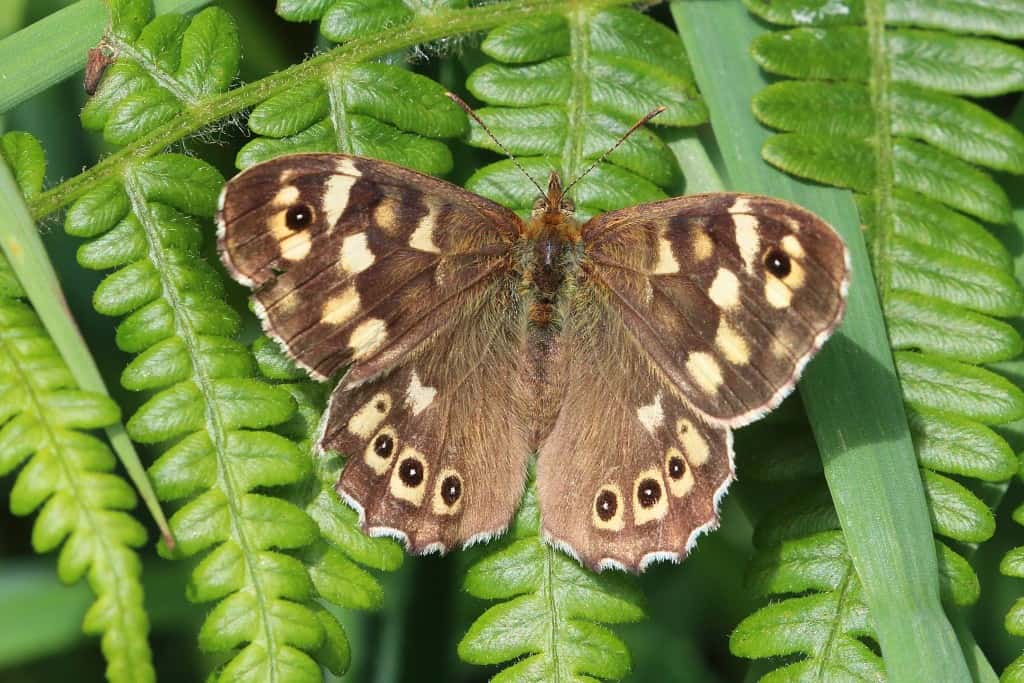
[580,192,849,427]
[218,153,531,552]
[536,193,848,571]
[217,153,522,385]
[322,278,531,552]
[538,295,734,572]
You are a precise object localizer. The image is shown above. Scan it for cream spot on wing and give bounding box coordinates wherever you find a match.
[405,371,437,415]
[770,334,797,360]
[716,319,750,365]
[322,286,360,326]
[665,447,695,497]
[336,157,362,177]
[347,392,391,438]
[785,216,802,232]
[409,207,441,254]
[786,259,806,289]
[677,418,710,466]
[272,185,300,206]
[781,235,805,258]
[730,197,759,273]
[592,484,625,531]
[636,393,664,433]
[363,425,397,475]
[349,318,387,359]
[687,352,723,394]
[633,469,669,526]
[324,172,359,228]
[693,231,713,261]
[389,448,428,505]
[728,196,752,215]
[652,237,679,274]
[765,277,793,308]
[708,268,740,310]
[340,232,374,274]
[374,198,399,232]
[735,216,760,274]
[276,228,313,261]
[432,468,463,515]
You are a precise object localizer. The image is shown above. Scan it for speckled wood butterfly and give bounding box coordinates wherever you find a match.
[217,141,848,572]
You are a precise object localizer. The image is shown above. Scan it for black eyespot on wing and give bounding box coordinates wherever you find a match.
[764,248,791,278]
[286,204,314,230]
[373,433,394,458]
[596,489,618,521]
[441,475,462,506]
[399,458,424,487]
[668,456,686,480]
[637,478,661,507]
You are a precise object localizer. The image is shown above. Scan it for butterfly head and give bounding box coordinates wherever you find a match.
[532,172,576,221]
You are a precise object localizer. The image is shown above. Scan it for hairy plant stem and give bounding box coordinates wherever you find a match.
[28,0,635,221]
[865,0,894,298]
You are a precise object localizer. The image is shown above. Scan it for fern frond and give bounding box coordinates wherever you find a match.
[451,7,706,677]
[238,61,466,174]
[82,3,239,145]
[277,0,464,44]
[459,474,644,682]
[731,0,1024,677]
[463,6,704,219]
[732,423,980,681]
[65,4,350,679]
[0,132,153,683]
[252,337,405,671]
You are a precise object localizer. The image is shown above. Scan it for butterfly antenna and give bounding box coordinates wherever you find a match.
[561,106,667,197]
[446,91,547,198]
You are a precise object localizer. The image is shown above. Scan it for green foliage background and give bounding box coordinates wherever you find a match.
[1,0,1024,681]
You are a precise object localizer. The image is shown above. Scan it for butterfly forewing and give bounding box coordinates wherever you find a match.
[580,193,849,427]
[218,153,533,552]
[217,153,523,384]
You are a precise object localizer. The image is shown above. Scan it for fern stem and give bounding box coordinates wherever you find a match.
[562,6,592,185]
[542,544,564,682]
[27,0,635,221]
[107,34,199,107]
[866,0,895,298]
[326,66,354,153]
[123,169,282,678]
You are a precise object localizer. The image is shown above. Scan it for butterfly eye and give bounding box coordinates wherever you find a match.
[764,248,791,278]
[636,478,662,508]
[285,204,314,230]
[595,489,619,522]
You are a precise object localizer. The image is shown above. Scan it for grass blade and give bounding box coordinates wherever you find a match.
[671,2,969,681]
[0,0,212,114]
[0,154,173,546]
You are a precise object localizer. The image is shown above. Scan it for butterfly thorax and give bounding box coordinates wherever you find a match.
[521,173,582,324]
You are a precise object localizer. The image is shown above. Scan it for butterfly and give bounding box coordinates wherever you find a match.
[216,149,849,573]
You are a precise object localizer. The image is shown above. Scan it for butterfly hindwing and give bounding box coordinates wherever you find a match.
[217,153,523,384]
[538,292,734,572]
[322,279,531,552]
[580,192,849,427]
